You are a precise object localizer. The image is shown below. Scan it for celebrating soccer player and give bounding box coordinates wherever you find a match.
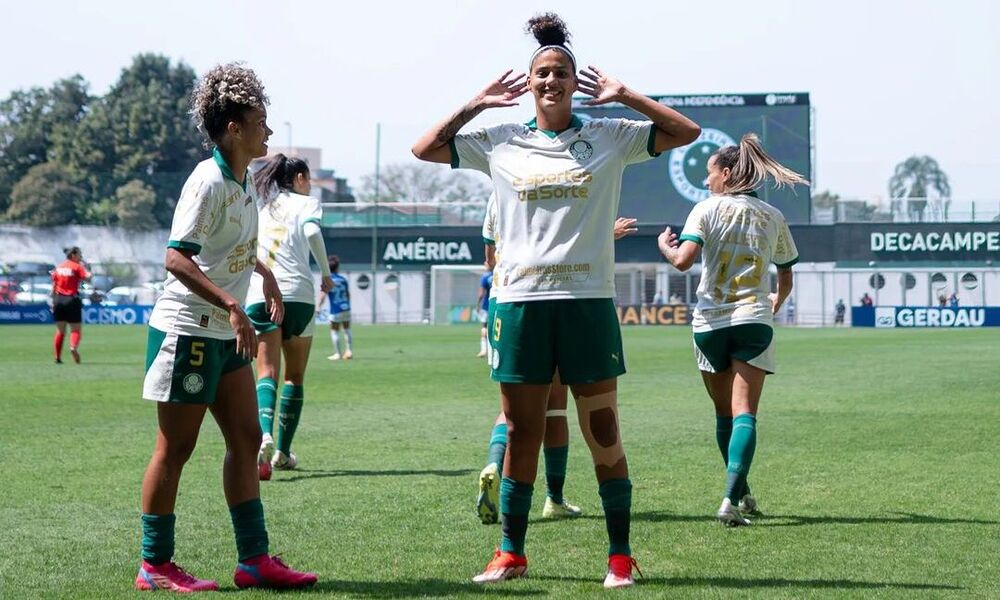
[248,153,333,479]
[137,63,316,592]
[658,133,806,526]
[413,12,700,587]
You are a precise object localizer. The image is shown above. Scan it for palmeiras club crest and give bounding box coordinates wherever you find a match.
[668,128,736,203]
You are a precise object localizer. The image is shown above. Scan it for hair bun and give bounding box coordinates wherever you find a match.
[525,13,571,46]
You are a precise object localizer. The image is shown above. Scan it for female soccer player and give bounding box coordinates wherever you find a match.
[318,255,353,360]
[413,13,699,587]
[137,63,316,592]
[51,246,91,363]
[248,153,333,479]
[658,133,805,526]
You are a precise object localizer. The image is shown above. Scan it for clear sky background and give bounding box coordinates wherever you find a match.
[2,0,997,203]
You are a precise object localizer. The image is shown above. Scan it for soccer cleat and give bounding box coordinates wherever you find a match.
[233,554,317,589]
[135,560,220,592]
[327,353,341,361]
[604,554,642,589]
[717,498,751,527]
[70,347,81,364]
[272,450,298,470]
[258,434,275,481]
[476,350,487,358]
[738,494,761,516]
[472,549,528,584]
[542,497,583,519]
[343,349,353,360]
[476,462,500,524]
[55,358,63,364]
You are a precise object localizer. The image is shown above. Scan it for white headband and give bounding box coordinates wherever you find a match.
[529,45,577,72]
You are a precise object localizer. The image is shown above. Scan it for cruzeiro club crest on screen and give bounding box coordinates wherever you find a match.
[668,128,736,203]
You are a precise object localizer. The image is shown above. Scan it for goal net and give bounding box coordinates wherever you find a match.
[429,264,489,324]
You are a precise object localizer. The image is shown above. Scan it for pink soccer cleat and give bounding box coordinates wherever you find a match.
[233,555,317,589]
[135,561,219,592]
[472,549,528,584]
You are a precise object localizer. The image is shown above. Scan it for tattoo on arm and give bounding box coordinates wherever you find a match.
[435,102,484,145]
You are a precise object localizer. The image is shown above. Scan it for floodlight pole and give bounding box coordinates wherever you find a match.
[371,123,381,324]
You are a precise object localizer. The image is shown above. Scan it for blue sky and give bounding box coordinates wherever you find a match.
[2,0,997,203]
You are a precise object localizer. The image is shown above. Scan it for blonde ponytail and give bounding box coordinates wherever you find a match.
[715,133,809,195]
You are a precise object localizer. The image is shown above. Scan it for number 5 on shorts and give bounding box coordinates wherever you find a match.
[493,316,502,342]
[190,341,205,367]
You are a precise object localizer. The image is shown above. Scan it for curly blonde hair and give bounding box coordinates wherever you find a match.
[190,62,269,144]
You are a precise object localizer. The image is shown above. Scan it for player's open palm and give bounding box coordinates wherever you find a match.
[578,66,626,106]
[476,70,528,108]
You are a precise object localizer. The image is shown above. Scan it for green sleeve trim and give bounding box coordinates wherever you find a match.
[302,217,322,227]
[646,125,661,157]
[167,240,202,254]
[483,237,496,246]
[678,234,703,246]
[448,138,459,169]
[774,256,799,269]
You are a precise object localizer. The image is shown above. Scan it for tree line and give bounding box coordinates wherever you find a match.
[0,54,204,229]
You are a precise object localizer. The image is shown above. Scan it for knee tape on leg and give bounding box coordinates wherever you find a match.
[545,409,567,419]
[576,392,624,467]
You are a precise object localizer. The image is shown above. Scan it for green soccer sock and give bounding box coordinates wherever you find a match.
[276,384,304,455]
[499,477,533,556]
[256,377,277,437]
[725,413,758,502]
[230,498,270,562]
[543,445,568,504]
[486,423,507,472]
[140,513,175,565]
[716,415,751,499]
[599,478,632,556]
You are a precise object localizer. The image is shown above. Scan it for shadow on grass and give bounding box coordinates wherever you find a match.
[277,578,543,597]
[530,574,963,591]
[762,512,1000,527]
[530,510,999,527]
[270,468,475,483]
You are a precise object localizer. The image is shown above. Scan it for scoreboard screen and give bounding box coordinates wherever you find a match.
[575,92,811,224]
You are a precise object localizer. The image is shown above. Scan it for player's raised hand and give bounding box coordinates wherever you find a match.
[475,70,528,109]
[614,217,638,240]
[577,66,627,106]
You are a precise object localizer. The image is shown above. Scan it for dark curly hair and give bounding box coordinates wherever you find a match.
[190,62,269,145]
[524,12,571,46]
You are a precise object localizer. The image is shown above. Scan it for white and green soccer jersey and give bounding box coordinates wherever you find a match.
[481,192,500,300]
[149,149,259,340]
[246,191,323,305]
[452,115,658,302]
[679,193,799,332]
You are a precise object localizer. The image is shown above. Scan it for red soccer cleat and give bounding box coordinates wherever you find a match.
[233,555,317,589]
[472,548,528,584]
[604,554,642,588]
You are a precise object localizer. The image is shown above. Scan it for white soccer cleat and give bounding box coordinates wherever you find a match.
[272,450,298,470]
[717,498,751,527]
[327,353,341,361]
[738,494,761,516]
[258,434,275,481]
[542,497,583,519]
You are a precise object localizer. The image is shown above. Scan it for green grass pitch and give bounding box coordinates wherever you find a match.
[0,324,997,598]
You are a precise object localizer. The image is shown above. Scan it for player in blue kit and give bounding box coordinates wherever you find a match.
[476,267,493,358]
[318,255,353,360]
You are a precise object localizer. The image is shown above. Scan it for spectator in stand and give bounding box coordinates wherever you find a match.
[860,293,873,307]
[938,294,947,307]
[948,293,959,307]
[668,292,683,305]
